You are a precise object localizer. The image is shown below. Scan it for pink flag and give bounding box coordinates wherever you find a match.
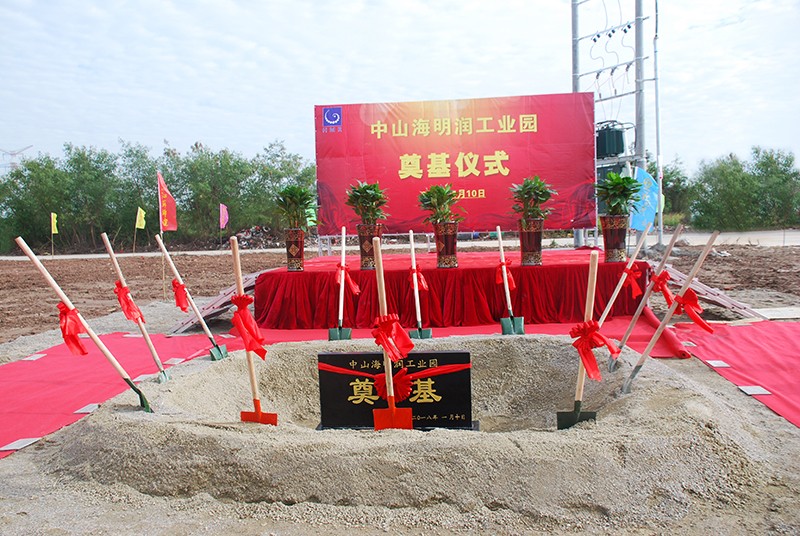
[219,203,229,230]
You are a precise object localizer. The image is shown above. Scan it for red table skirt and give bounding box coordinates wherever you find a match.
[253,249,649,329]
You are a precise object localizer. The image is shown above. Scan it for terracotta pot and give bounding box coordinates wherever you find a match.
[519,218,544,266]
[599,215,628,263]
[285,228,305,271]
[433,222,459,268]
[356,223,384,270]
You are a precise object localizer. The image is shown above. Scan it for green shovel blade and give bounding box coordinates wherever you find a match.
[328,327,352,340]
[409,328,433,339]
[500,316,525,335]
[209,344,228,361]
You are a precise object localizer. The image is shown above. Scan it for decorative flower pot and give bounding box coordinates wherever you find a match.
[285,228,305,271]
[356,223,384,270]
[599,214,628,263]
[519,218,544,266]
[433,221,459,268]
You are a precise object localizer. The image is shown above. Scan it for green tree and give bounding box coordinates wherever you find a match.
[748,146,800,228]
[647,157,693,215]
[691,153,762,230]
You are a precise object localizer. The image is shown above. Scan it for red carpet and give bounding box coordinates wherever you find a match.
[0,333,242,459]
[254,249,650,329]
[672,321,800,427]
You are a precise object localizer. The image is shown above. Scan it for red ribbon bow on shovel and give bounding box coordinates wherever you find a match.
[114,280,144,323]
[622,266,643,299]
[408,266,429,291]
[231,294,267,359]
[336,263,361,295]
[372,313,415,362]
[57,302,88,356]
[171,279,189,312]
[496,260,516,291]
[675,288,714,334]
[651,271,675,307]
[569,320,620,381]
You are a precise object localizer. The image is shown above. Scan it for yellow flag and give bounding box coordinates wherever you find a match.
[50,212,58,234]
[135,207,146,229]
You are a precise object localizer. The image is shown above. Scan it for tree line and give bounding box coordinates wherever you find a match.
[0,140,315,254]
[1,141,798,254]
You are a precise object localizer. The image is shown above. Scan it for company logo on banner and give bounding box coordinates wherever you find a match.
[314,93,596,235]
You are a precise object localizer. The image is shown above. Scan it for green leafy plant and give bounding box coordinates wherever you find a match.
[418,183,465,224]
[275,184,316,229]
[595,172,642,216]
[345,180,389,225]
[510,176,557,221]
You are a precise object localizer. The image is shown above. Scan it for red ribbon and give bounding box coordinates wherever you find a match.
[408,266,429,292]
[496,260,516,291]
[569,320,620,381]
[231,294,267,359]
[171,279,189,312]
[336,263,361,295]
[675,288,714,333]
[651,271,675,307]
[372,314,415,362]
[57,302,88,356]
[622,266,643,299]
[114,280,144,323]
[318,362,472,402]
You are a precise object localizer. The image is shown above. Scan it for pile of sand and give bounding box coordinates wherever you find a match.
[9,334,797,534]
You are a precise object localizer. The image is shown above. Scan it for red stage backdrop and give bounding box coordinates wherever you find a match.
[314,93,596,236]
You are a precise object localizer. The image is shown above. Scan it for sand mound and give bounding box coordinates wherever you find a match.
[29,335,800,532]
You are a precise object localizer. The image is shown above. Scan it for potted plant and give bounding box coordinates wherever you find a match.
[510,175,557,266]
[595,171,642,262]
[275,184,316,271]
[418,183,465,268]
[345,180,389,270]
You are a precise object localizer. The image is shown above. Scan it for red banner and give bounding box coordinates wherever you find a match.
[314,93,595,235]
[157,171,177,232]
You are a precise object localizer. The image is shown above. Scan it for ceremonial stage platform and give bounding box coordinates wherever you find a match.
[253,249,650,330]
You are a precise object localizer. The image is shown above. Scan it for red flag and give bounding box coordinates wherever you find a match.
[496,260,516,291]
[336,263,361,295]
[372,313,415,362]
[219,203,229,230]
[114,280,144,323]
[157,171,177,232]
[570,320,621,381]
[57,302,88,356]
[408,266,428,291]
[231,294,267,359]
[622,266,643,299]
[675,288,714,333]
[171,279,189,312]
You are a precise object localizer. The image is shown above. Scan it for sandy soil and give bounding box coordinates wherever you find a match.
[0,244,799,535]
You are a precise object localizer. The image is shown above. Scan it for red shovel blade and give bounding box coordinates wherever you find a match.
[373,396,413,430]
[240,399,277,426]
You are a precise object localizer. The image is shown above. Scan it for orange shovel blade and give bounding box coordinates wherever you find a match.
[373,396,413,430]
[240,399,278,426]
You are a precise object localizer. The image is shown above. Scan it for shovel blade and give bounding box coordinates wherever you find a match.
[157,370,170,383]
[373,406,413,430]
[500,316,525,335]
[556,401,596,430]
[328,327,352,341]
[209,344,228,361]
[409,328,433,339]
[240,410,278,425]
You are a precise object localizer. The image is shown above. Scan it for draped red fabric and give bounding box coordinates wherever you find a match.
[495,260,516,291]
[57,302,88,356]
[231,294,267,359]
[569,320,620,381]
[622,266,643,299]
[337,263,361,295]
[651,271,675,307]
[408,267,428,291]
[253,251,649,330]
[113,280,144,323]
[372,314,415,362]
[675,288,714,333]
[318,362,472,402]
[171,279,189,312]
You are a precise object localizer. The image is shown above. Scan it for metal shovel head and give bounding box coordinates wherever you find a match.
[556,400,596,430]
[373,406,413,430]
[500,316,525,335]
[240,410,278,425]
[157,370,170,383]
[209,344,228,361]
[409,328,433,339]
[328,327,352,340]
[608,357,620,372]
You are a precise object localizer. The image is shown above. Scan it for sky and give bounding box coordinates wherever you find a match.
[1,0,799,175]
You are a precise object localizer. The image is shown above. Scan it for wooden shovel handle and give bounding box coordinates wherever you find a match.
[230,235,260,402]
[575,251,600,401]
[598,222,652,327]
[100,232,128,287]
